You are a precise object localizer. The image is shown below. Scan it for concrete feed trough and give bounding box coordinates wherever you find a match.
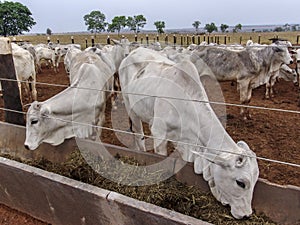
[0,122,299,225]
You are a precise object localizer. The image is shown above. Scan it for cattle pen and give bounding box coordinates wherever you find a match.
[0,35,299,225]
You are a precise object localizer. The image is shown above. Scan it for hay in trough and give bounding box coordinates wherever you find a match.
[2,151,276,225]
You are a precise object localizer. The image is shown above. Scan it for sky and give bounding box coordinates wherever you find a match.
[8,0,300,34]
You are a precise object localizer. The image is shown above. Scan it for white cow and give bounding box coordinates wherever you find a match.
[0,43,37,103]
[296,48,300,86]
[246,41,295,98]
[54,43,82,71]
[265,64,298,98]
[83,39,131,109]
[119,47,259,219]
[24,51,115,150]
[190,44,293,119]
[64,46,82,75]
[34,45,58,73]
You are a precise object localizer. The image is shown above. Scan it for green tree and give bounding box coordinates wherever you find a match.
[107,16,127,35]
[204,22,218,33]
[127,15,146,34]
[0,1,36,37]
[273,26,284,32]
[83,10,107,34]
[220,24,229,33]
[233,23,242,33]
[46,28,52,35]
[192,20,201,34]
[154,21,165,34]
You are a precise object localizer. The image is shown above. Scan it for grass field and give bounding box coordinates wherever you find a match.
[11,31,300,49]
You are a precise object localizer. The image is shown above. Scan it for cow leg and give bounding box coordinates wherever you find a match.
[151,118,168,156]
[31,79,37,101]
[23,81,31,102]
[265,82,270,99]
[269,77,277,98]
[110,75,118,110]
[95,102,106,140]
[17,81,23,106]
[129,112,146,151]
[37,61,42,73]
[238,81,252,120]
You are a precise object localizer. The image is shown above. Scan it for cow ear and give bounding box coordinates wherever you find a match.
[272,46,283,53]
[237,141,250,151]
[32,101,41,111]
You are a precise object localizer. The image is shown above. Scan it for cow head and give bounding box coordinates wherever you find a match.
[24,101,52,150]
[279,64,298,84]
[272,44,294,65]
[194,141,259,219]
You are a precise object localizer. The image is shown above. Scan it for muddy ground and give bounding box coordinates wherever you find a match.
[0,62,299,224]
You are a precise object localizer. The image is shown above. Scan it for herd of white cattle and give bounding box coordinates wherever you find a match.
[1,37,299,220]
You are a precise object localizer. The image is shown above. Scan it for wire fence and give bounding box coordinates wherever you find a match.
[0,77,299,169]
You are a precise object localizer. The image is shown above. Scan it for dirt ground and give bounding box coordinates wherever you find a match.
[0,63,299,224]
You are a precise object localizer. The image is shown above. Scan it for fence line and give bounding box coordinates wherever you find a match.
[12,33,300,49]
[1,77,300,115]
[0,106,299,169]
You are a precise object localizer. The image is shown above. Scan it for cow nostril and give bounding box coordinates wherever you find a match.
[290,60,294,64]
[24,145,29,150]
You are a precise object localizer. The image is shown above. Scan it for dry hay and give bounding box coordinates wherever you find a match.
[2,151,276,225]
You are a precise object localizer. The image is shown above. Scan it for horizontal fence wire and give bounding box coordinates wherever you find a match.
[0,105,299,169]
[1,77,300,115]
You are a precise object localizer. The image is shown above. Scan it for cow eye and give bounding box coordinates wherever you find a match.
[236,180,246,189]
[31,119,38,125]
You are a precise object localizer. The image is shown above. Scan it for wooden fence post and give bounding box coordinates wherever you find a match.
[192,35,195,44]
[146,35,149,46]
[135,35,138,42]
[197,35,200,45]
[224,35,227,45]
[91,36,95,47]
[173,34,177,46]
[85,38,88,48]
[156,35,159,42]
[71,36,74,44]
[165,34,168,45]
[258,35,261,44]
[239,36,242,44]
[297,35,299,45]
[56,39,60,44]
[47,36,50,43]
[181,35,183,46]
[107,36,111,44]
[0,37,25,125]
[187,35,190,46]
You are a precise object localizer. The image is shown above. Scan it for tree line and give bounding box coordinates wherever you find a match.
[0,2,296,37]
